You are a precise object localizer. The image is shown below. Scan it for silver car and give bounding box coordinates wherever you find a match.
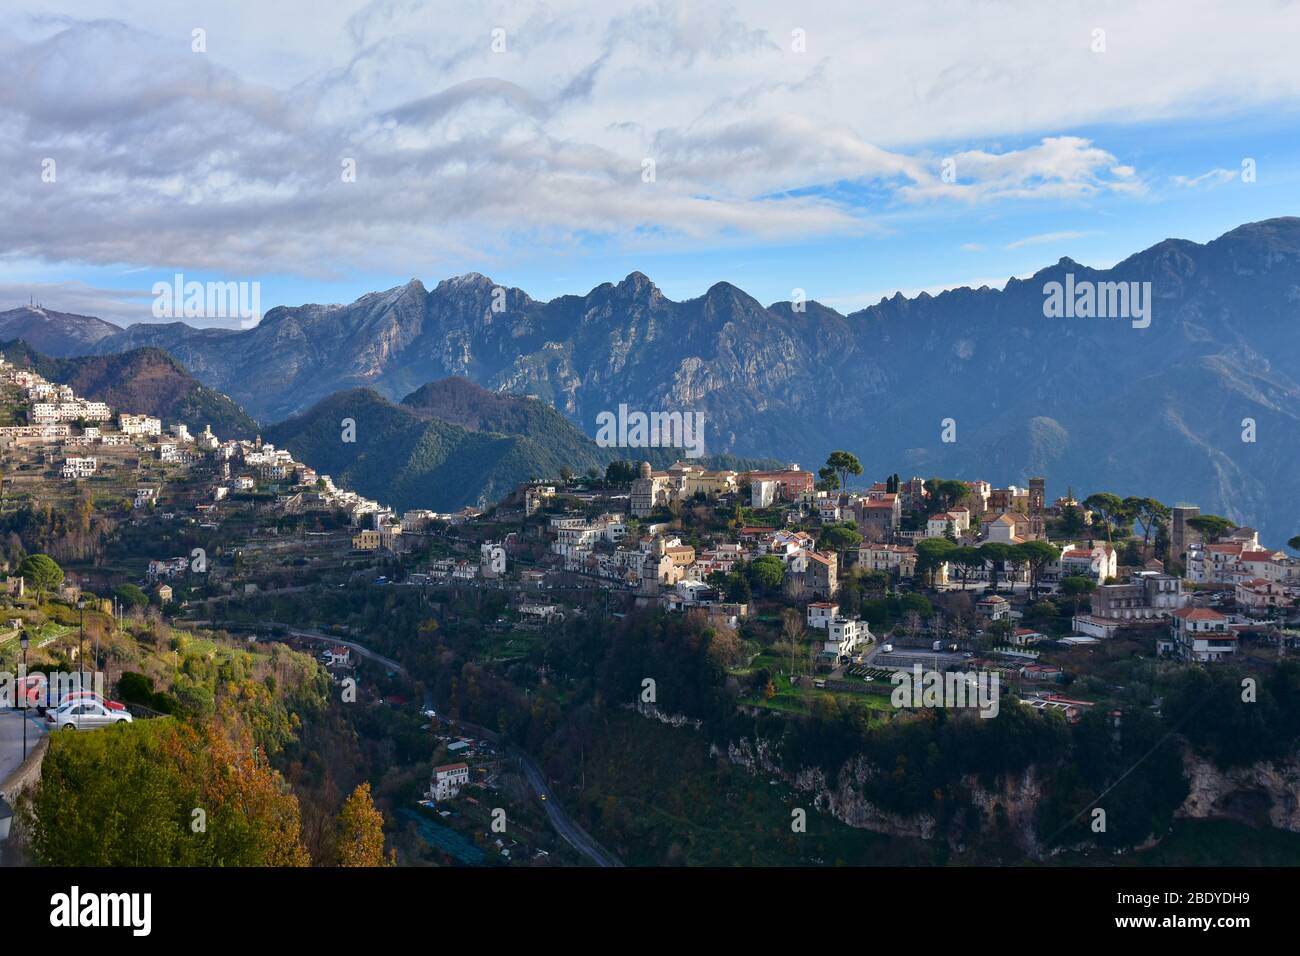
[50,700,134,731]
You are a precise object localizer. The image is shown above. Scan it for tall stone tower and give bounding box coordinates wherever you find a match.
[1028,477,1046,539]
[1171,504,1200,562]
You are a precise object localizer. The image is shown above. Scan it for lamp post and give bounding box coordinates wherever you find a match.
[77,598,86,693]
[19,631,29,760]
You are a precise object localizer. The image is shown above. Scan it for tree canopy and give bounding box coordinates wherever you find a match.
[29,719,311,866]
[336,782,388,866]
[18,552,63,602]
[824,451,863,491]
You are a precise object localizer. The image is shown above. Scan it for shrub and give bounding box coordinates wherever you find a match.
[116,671,155,705]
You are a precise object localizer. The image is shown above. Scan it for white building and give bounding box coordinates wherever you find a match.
[751,479,778,509]
[1170,607,1237,662]
[401,509,439,532]
[926,509,970,539]
[119,413,163,436]
[1235,578,1292,613]
[32,400,112,424]
[61,456,97,479]
[429,762,470,801]
[159,442,193,464]
[806,602,839,629]
[820,616,870,662]
[1056,543,1118,582]
[481,542,507,578]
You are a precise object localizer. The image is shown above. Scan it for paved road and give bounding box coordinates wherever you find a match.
[198,619,623,866]
[513,747,622,867]
[0,709,47,785]
[453,718,622,867]
[193,620,405,673]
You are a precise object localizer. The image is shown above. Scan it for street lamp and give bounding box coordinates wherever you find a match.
[77,598,86,694]
[19,631,29,760]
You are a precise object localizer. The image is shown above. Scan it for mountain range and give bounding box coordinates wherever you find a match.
[6,217,1300,540]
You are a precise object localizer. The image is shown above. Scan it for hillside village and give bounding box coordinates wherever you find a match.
[6,352,1300,868]
[5,348,1296,716]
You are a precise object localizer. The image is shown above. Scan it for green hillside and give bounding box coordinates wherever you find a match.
[266,382,779,512]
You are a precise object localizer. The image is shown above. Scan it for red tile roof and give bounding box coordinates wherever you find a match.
[1172,607,1227,621]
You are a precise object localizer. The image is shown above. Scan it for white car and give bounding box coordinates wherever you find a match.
[49,700,133,731]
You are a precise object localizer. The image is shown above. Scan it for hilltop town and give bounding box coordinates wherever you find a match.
[5,359,1300,868]
[5,348,1294,701]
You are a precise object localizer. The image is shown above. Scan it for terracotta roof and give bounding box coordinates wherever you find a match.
[1172,607,1227,621]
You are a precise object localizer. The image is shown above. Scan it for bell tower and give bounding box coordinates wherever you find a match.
[1028,477,1045,539]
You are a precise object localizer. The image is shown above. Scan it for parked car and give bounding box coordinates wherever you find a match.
[47,700,133,731]
[57,690,127,711]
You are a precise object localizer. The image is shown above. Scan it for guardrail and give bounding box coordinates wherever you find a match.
[122,701,170,719]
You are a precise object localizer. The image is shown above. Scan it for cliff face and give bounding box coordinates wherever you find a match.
[726,734,1300,856]
[1179,753,1300,830]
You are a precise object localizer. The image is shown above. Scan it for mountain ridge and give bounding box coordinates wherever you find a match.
[266,381,779,512]
[10,216,1300,538]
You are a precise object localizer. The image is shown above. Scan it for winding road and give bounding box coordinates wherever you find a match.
[455,717,623,868]
[196,617,623,866]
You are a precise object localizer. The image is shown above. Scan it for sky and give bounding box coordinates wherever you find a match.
[2,0,1299,327]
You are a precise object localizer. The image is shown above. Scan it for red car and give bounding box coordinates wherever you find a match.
[56,690,127,712]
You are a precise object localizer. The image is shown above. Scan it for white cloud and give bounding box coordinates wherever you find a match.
[1004,230,1091,250]
[0,0,1295,281]
[1171,167,1238,188]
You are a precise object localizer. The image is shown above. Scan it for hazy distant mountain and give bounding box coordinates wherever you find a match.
[16,216,1300,539]
[266,378,777,512]
[0,341,260,440]
[0,306,121,356]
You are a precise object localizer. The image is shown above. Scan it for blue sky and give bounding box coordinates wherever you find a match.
[3,1,1299,324]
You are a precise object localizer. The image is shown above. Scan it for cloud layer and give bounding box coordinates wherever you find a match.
[3,0,1299,280]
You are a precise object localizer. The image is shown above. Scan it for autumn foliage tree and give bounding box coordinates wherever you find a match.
[28,719,310,866]
[335,782,388,867]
